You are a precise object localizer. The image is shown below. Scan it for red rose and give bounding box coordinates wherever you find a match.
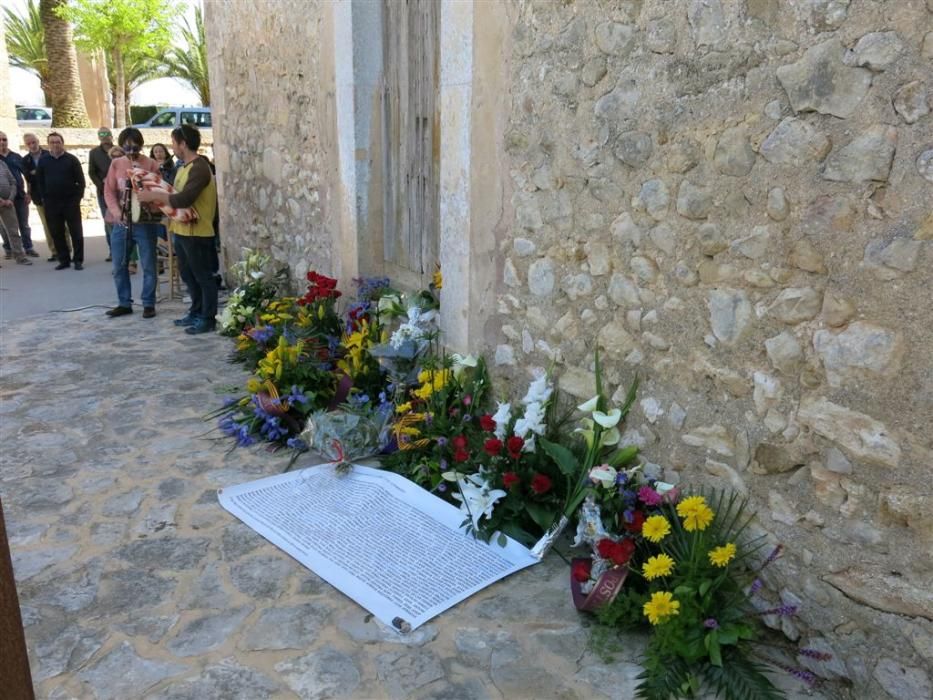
[451,435,468,451]
[624,510,646,534]
[506,436,525,459]
[453,449,470,463]
[572,559,593,583]
[479,414,496,432]
[530,473,552,495]
[502,472,520,488]
[596,537,635,566]
[483,438,503,457]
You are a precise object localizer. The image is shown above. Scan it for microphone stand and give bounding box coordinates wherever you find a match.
[122,176,134,268]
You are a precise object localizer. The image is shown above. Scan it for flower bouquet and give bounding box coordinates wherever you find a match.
[217,248,289,336]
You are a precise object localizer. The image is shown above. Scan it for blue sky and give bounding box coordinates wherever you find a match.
[7,0,203,108]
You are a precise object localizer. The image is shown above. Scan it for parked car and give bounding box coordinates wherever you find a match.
[133,106,212,129]
[16,106,53,127]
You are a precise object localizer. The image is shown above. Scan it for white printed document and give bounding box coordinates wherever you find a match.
[218,464,539,630]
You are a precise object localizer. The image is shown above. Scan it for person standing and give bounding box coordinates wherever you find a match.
[21,132,68,261]
[102,128,161,318]
[149,143,177,185]
[36,133,85,270]
[0,131,38,259]
[0,160,33,265]
[137,124,217,334]
[88,127,115,261]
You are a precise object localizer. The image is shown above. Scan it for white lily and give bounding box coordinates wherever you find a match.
[451,353,478,378]
[601,427,621,446]
[249,270,265,280]
[492,402,512,440]
[577,396,599,413]
[655,481,676,495]
[592,408,621,429]
[452,473,507,530]
[588,464,617,488]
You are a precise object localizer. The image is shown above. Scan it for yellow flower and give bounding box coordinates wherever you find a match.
[412,368,453,401]
[246,377,262,394]
[257,337,302,381]
[396,402,412,414]
[708,542,737,567]
[643,591,680,625]
[677,495,715,532]
[432,268,443,289]
[642,554,675,581]
[642,515,671,543]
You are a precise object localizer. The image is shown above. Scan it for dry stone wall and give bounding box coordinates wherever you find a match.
[497,1,932,696]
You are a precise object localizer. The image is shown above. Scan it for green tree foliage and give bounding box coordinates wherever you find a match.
[106,47,164,125]
[40,0,90,127]
[164,4,209,106]
[3,0,52,105]
[57,0,177,127]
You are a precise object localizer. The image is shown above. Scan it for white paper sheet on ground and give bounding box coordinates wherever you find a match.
[218,463,539,631]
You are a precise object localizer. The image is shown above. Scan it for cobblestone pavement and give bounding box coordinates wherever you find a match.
[1,307,826,699]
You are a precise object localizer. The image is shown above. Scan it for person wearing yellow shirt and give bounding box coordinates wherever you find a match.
[137,124,218,335]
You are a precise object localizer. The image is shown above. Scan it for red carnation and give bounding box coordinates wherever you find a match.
[479,414,496,432]
[502,472,520,488]
[596,537,635,566]
[453,450,470,463]
[451,435,468,452]
[572,559,593,583]
[624,510,646,534]
[506,436,525,459]
[483,438,503,457]
[530,473,552,495]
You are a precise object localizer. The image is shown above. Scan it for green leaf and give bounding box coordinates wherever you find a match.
[608,445,639,468]
[717,628,739,646]
[496,533,507,547]
[708,637,723,667]
[699,579,712,597]
[673,585,694,597]
[539,438,579,476]
[525,501,556,531]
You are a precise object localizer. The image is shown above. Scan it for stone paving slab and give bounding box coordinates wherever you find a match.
[1,307,828,699]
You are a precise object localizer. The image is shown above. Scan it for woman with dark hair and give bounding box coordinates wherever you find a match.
[149,143,177,185]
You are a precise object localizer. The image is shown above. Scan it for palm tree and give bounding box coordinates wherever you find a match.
[39,0,90,127]
[3,0,52,106]
[164,5,209,105]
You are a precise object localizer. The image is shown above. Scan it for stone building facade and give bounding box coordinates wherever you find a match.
[204,1,933,696]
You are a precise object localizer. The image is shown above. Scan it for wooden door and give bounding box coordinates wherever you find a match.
[382,0,440,288]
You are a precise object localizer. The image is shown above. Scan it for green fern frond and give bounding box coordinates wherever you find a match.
[702,650,786,700]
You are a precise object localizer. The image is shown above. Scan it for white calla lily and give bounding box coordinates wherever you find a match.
[600,427,621,446]
[592,408,621,428]
[577,396,599,413]
[588,464,617,488]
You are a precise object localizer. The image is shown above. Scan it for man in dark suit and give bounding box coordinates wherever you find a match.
[36,133,86,270]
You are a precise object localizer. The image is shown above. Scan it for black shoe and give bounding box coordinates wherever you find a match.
[173,314,196,327]
[142,307,156,318]
[3,251,12,260]
[47,255,58,262]
[185,318,216,335]
[25,249,39,257]
[55,262,71,270]
[74,262,83,270]
[106,306,133,317]
[105,256,112,262]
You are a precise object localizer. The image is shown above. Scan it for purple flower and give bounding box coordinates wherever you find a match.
[638,485,662,506]
[287,386,309,405]
[615,471,628,486]
[436,437,448,447]
[462,414,473,423]
[799,648,833,661]
[763,544,783,567]
[436,483,447,493]
[287,437,308,451]
[622,509,634,524]
[759,604,798,617]
[439,459,448,470]
[704,618,719,629]
[781,666,817,687]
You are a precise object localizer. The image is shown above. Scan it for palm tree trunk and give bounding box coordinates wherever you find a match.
[112,48,126,128]
[39,0,90,128]
[124,84,131,126]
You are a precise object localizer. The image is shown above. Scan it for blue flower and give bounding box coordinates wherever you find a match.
[236,425,255,447]
[287,385,309,405]
[436,436,448,447]
[287,437,308,451]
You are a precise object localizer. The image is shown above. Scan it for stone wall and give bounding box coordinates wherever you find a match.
[204,0,339,288]
[205,1,933,695]
[495,1,932,697]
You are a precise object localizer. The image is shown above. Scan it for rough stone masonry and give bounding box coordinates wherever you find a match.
[206,2,933,697]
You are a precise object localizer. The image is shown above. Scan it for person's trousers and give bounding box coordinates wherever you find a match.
[96,191,113,252]
[111,223,159,308]
[45,198,84,264]
[0,205,25,257]
[35,204,70,257]
[173,234,218,323]
[13,196,33,250]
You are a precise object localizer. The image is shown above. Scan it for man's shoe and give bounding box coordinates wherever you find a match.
[142,307,156,318]
[16,257,33,265]
[105,306,133,317]
[47,255,58,262]
[173,314,196,327]
[54,262,71,270]
[105,256,112,262]
[74,262,84,270]
[3,251,12,260]
[25,249,39,257]
[185,318,216,335]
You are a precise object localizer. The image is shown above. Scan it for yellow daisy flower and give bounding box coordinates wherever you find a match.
[708,542,737,567]
[642,554,675,581]
[677,495,715,532]
[643,591,680,625]
[642,515,671,543]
